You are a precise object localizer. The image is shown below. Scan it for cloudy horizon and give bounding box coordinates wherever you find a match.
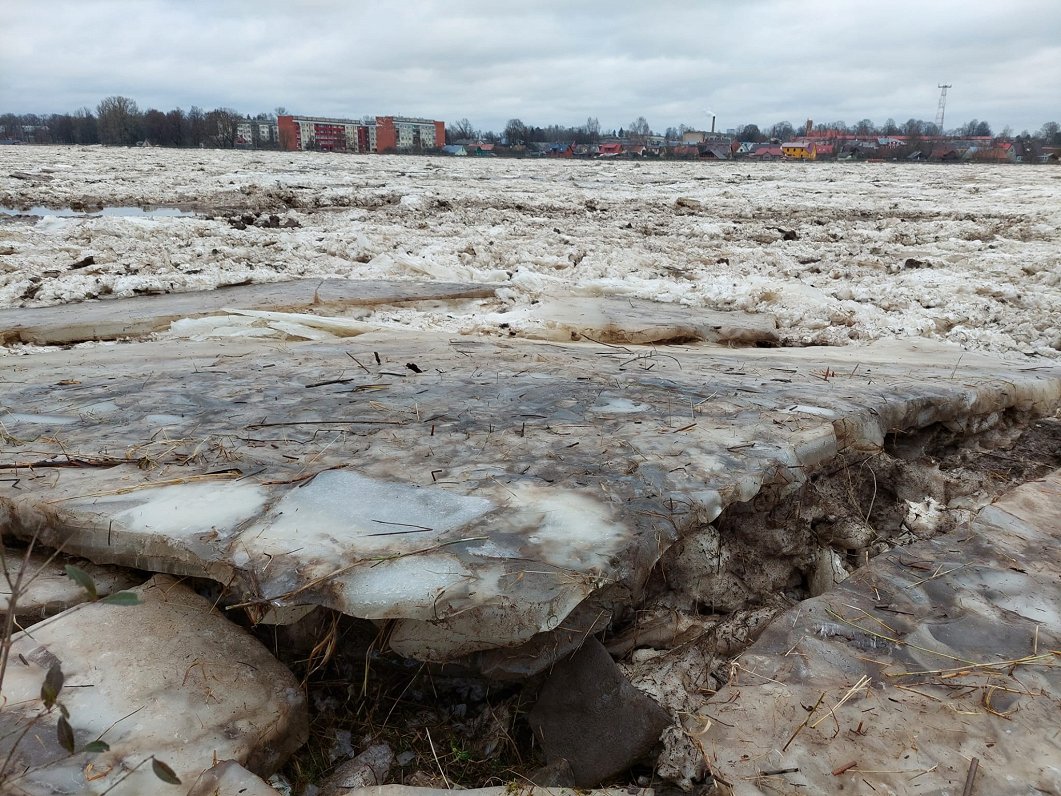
[2,0,1059,136]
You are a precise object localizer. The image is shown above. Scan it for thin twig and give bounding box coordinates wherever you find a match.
[246,419,403,428]
[782,692,825,752]
[961,757,979,796]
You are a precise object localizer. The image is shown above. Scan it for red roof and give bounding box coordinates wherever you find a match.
[750,145,783,158]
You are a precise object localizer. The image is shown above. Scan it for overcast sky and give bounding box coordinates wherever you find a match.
[2,0,1059,135]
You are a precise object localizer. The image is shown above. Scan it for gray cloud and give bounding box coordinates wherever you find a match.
[2,0,1058,134]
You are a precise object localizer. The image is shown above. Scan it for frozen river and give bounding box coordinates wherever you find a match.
[1,145,1059,356]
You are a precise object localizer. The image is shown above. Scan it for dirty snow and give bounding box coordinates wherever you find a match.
[1,145,1059,356]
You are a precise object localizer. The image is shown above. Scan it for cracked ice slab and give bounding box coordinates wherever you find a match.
[0,278,496,344]
[0,575,308,796]
[0,330,1059,661]
[698,470,1061,795]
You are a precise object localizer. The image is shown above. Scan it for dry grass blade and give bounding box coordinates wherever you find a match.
[809,675,871,729]
[425,728,451,789]
[46,471,242,503]
[886,653,1057,678]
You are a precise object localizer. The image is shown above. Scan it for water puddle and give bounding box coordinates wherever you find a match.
[0,206,196,218]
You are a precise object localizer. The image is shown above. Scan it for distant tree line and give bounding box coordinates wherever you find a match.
[732,117,999,142]
[448,114,1061,149]
[5,98,1061,155]
[0,96,284,148]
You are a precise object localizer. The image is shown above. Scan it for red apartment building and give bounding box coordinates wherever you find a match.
[278,114,444,153]
[374,117,446,152]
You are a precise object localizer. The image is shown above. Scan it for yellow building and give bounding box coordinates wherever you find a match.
[781,141,817,160]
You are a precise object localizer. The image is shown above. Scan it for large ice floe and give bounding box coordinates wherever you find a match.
[1,287,1058,670]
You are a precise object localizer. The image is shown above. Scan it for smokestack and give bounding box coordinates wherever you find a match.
[711,115,716,134]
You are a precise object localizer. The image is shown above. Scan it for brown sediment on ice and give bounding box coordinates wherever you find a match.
[515,296,779,347]
[697,470,1061,795]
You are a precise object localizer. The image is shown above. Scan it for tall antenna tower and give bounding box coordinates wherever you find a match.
[935,84,952,133]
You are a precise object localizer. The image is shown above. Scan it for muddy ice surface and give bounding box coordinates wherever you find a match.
[1,146,1060,356]
[3,324,1057,661]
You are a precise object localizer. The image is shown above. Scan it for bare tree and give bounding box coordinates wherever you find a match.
[448,117,476,142]
[769,121,795,141]
[584,116,600,142]
[49,114,74,143]
[141,109,167,145]
[0,113,22,140]
[73,108,97,144]
[187,106,205,147]
[504,118,528,146]
[738,124,764,142]
[627,116,651,141]
[96,95,141,146]
[165,108,185,147]
[854,119,876,136]
[206,108,241,148]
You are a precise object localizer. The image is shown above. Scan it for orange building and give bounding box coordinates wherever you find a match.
[374,117,446,152]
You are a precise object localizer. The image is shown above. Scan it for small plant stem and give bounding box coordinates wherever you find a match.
[97,756,152,796]
[0,539,37,695]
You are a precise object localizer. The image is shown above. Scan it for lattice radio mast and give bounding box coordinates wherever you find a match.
[935,84,952,133]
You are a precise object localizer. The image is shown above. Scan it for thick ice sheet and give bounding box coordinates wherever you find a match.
[1,331,1058,661]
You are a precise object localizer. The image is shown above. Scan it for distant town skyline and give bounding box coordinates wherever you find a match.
[2,0,1059,135]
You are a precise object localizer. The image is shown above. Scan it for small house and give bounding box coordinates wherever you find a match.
[749,145,784,160]
[781,141,816,160]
